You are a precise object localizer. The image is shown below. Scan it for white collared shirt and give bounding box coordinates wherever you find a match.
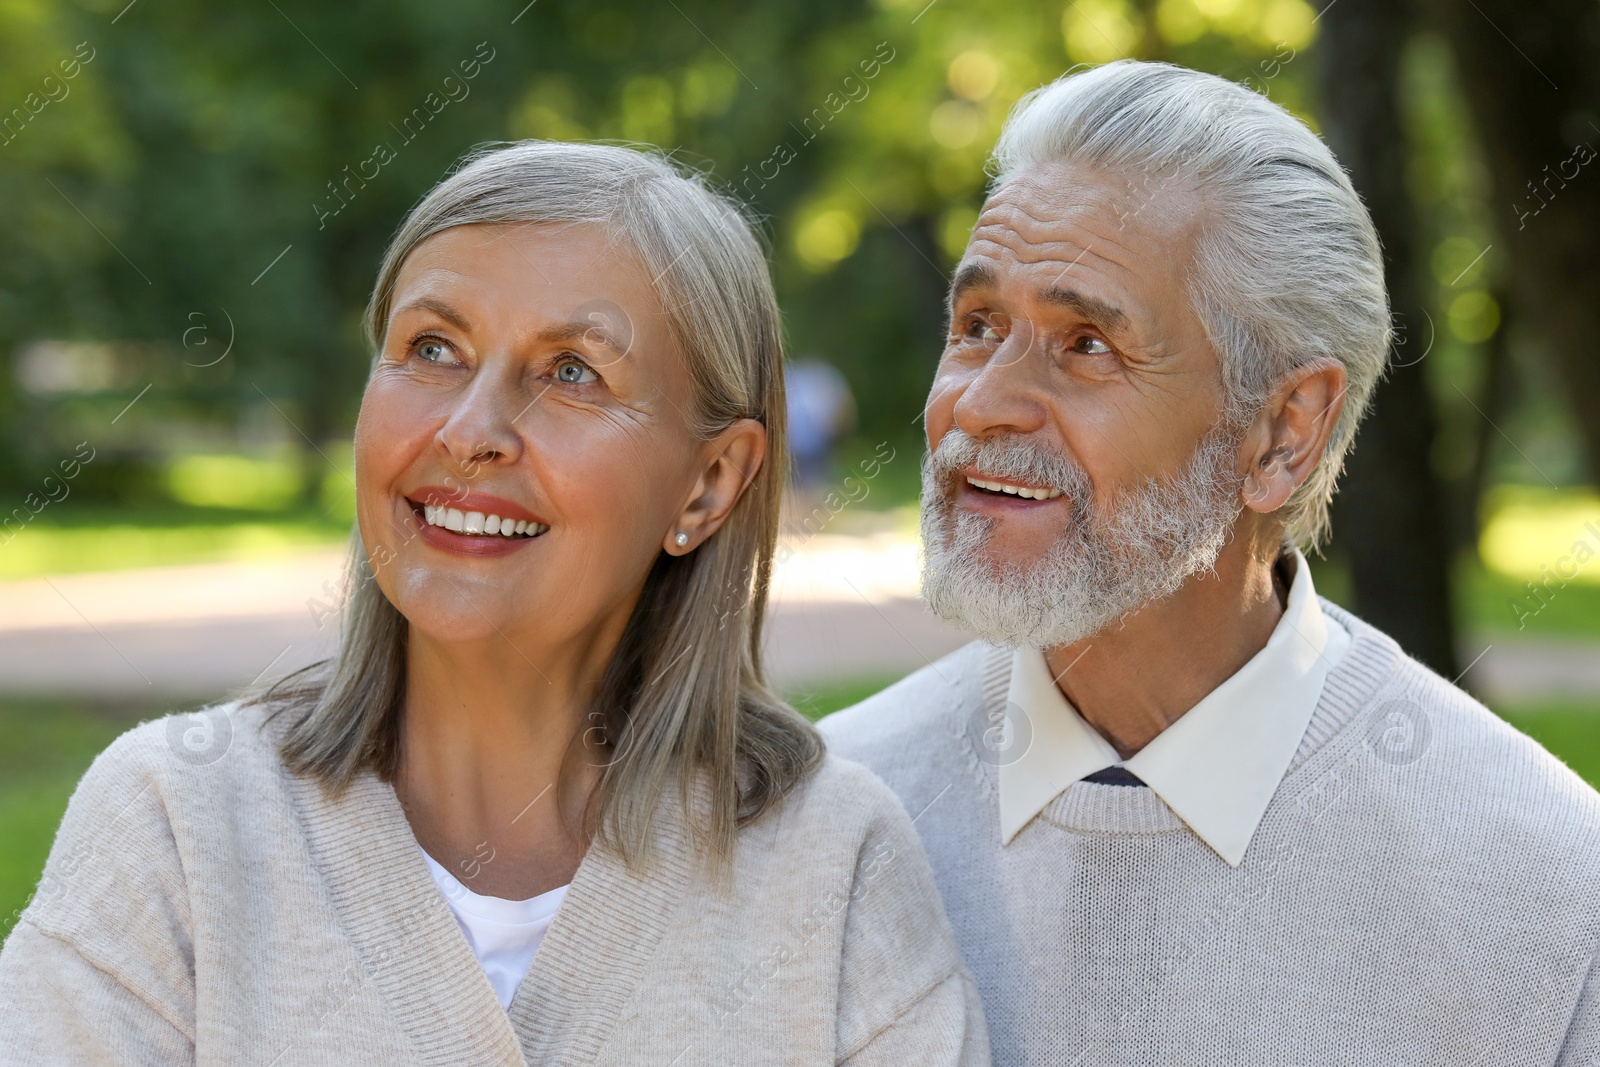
[999,549,1351,866]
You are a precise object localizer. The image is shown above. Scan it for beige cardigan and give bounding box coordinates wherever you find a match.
[0,701,989,1065]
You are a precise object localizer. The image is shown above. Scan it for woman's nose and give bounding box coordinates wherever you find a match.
[434,369,525,473]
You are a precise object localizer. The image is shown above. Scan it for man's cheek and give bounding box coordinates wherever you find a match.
[923,376,964,446]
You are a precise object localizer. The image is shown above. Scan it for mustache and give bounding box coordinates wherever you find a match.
[924,428,1092,502]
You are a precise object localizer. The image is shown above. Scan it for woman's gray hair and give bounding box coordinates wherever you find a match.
[991,60,1391,550]
[253,141,821,866]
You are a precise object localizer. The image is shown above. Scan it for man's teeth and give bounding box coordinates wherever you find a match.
[965,477,1063,501]
[421,504,548,537]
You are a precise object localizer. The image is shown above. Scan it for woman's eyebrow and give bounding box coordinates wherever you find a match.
[537,320,628,355]
[392,296,471,332]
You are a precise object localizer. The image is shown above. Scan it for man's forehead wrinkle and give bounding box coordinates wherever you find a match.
[975,194,1102,229]
[986,166,1204,245]
[973,201,1119,246]
[965,232,1141,293]
[973,208,1147,266]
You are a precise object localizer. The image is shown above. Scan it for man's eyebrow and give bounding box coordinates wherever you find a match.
[946,263,1130,333]
[391,296,471,332]
[1039,286,1128,332]
[948,261,996,305]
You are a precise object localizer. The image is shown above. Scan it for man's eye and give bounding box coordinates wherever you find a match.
[1072,335,1112,355]
[415,338,459,365]
[965,320,1001,342]
[555,358,598,384]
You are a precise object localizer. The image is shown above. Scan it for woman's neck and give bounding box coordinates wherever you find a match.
[392,631,608,899]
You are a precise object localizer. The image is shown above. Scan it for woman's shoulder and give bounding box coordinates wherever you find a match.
[752,752,921,854]
[798,751,906,809]
[16,700,290,955]
[55,699,292,836]
[96,696,283,771]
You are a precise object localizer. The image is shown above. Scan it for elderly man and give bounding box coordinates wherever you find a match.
[820,60,1600,1063]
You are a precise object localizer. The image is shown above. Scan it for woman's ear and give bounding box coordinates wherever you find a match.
[663,418,767,555]
[1240,358,1347,515]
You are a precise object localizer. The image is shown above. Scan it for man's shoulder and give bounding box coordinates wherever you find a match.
[1342,620,1600,856]
[816,641,1000,803]
[1421,665,1599,806]
[818,640,992,751]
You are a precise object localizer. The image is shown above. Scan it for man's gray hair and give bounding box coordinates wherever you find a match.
[991,60,1391,550]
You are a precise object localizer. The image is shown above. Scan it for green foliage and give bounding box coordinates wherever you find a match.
[0,0,1338,502]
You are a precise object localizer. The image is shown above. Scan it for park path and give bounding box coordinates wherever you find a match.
[1,535,1596,707]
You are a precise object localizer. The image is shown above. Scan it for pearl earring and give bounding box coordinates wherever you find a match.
[675,532,689,547]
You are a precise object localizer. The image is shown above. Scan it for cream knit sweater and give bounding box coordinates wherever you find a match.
[0,701,990,1066]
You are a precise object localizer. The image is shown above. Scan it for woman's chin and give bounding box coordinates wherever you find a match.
[387,572,543,647]
[403,606,530,650]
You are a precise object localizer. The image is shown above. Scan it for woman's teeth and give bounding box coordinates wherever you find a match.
[422,504,548,538]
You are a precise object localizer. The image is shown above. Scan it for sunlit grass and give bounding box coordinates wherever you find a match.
[1478,486,1600,585]
[0,515,350,581]
[1460,563,1600,638]
[165,453,305,511]
[1499,701,1600,787]
[0,448,355,581]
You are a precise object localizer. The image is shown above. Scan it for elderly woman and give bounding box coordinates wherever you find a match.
[0,143,989,1065]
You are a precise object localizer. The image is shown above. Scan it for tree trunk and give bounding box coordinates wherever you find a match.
[1458,288,1515,555]
[1418,0,1600,483]
[1317,0,1460,677]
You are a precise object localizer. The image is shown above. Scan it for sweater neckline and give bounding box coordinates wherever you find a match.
[286,764,526,1065]
[505,772,700,1063]
[960,598,1401,844]
[286,749,699,1065]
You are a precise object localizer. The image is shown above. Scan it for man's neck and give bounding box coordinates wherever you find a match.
[1043,530,1289,760]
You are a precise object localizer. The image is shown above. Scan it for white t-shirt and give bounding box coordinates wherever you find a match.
[421,848,569,1010]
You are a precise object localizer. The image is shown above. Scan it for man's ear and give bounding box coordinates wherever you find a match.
[663,418,767,555]
[1240,359,1347,514]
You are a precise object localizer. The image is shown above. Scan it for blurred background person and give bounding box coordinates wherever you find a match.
[786,357,857,493]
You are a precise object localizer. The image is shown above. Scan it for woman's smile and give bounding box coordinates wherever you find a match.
[401,485,551,559]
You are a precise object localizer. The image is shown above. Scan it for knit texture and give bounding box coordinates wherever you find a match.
[820,600,1600,1065]
[0,700,990,1066]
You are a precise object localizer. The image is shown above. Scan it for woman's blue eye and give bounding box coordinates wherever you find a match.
[556,358,597,384]
[417,340,454,363]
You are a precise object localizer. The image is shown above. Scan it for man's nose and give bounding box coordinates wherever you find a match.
[952,325,1050,440]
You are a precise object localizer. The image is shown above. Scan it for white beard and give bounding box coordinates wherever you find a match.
[919,425,1245,649]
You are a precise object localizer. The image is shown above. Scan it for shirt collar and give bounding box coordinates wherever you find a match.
[998,549,1351,865]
